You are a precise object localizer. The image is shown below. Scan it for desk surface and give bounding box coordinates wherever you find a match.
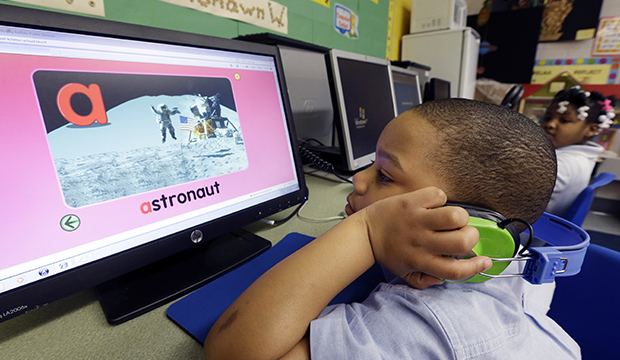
[0,175,352,359]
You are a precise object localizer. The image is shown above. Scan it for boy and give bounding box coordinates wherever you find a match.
[541,88,615,218]
[204,99,579,359]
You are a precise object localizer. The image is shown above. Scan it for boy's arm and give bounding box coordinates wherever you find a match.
[204,211,375,360]
[203,187,491,360]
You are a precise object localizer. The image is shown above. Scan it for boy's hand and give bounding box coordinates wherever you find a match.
[360,187,492,288]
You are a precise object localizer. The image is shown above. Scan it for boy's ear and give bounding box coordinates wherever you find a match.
[585,123,600,138]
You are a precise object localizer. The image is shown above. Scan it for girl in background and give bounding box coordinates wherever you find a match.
[541,87,616,217]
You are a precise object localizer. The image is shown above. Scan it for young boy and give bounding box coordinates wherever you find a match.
[204,99,579,359]
[541,88,615,218]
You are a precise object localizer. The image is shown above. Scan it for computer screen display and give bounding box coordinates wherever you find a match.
[276,45,334,146]
[0,5,306,324]
[329,49,397,171]
[390,66,422,115]
[235,34,334,146]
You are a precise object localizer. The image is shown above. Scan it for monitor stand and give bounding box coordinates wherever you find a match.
[94,229,271,325]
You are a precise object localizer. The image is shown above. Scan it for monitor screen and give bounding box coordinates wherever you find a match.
[235,34,334,147]
[278,45,334,146]
[329,49,397,171]
[0,5,306,324]
[390,66,422,115]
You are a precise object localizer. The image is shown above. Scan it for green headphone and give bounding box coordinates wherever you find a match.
[445,202,530,283]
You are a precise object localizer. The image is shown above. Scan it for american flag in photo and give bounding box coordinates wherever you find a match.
[180,116,195,131]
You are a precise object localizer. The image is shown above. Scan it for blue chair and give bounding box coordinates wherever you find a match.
[547,244,620,360]
[563,172,616,226]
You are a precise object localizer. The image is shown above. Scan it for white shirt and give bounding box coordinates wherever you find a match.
[545,141,604,218]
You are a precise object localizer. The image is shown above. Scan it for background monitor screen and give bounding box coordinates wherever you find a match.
[329,49,397,171]
[391,66,422,115]
[0,5,306,324]
[235,33,334,147]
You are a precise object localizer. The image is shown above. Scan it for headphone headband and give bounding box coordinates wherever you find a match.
[444,203,588,284]
[445,202,521,258]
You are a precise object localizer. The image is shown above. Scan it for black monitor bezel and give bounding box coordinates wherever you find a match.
[328,49,397,172]
[0,4,308,323]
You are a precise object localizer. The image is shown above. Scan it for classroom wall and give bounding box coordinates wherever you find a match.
[466,0,620,66]
[535,0,619,61]
[466,0,485,16]
[387,0,411,60]
[0,0,390,58]
[5,1,614,72]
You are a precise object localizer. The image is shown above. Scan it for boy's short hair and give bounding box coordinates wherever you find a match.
[409,98,557,226]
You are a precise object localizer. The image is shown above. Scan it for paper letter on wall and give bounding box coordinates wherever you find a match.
[159,0,288,34]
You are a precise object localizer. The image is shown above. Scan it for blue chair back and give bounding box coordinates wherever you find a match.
[547,244,620,359]
[563,172,616,226]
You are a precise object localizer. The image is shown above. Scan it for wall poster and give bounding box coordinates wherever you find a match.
[593,16,620,57]
[159,0,288,34]
[8,0,105,16]
[532,57,620,85]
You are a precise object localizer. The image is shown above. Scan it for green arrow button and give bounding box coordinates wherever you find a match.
[60,214,80,231]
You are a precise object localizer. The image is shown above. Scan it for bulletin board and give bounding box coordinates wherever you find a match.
[539,0,603,42]
[531,57,620,84]
[0,0,390,58]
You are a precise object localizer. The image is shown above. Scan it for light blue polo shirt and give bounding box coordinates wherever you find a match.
[310,276,580,359]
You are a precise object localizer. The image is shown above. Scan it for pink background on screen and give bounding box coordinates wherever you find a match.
[0,53,296,270]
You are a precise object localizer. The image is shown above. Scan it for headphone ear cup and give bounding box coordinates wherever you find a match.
[444,202,521,283]
[466,217,516,283]
[446,202,520,257]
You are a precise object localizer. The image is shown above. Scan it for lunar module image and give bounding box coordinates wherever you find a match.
[189,93,243,145]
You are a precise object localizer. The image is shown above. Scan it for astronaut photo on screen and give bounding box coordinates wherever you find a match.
[151,103,180,143]
[33,71,248,208]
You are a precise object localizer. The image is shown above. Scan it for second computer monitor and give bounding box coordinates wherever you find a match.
[329,49,397,171]
[391,66,423,115]
[423,78,451,102]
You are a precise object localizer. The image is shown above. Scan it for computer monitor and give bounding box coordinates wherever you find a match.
[391,60,431,96]
[329,49,397,171]
[0,5,307,324]
[235,33,334,146]
[423,78,452,102]
[390,65,423,115]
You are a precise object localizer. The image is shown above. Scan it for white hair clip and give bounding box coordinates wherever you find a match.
[557,101,569,114]
[598,99,616,129]
[599,115,614,129]
[577,106,590,121]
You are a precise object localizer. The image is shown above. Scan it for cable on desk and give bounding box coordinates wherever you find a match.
[296,201,347,223]
[298,145,353,184]
[260,199,307,226]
